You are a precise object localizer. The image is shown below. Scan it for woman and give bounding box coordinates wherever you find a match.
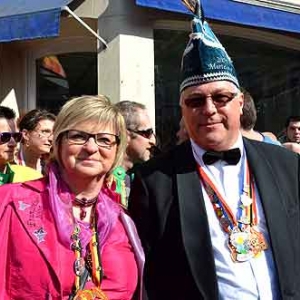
[17,109,56,174]
[0,105,42,184]
[0,95,144,300]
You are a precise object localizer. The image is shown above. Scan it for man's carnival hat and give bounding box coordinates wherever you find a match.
[180,0,240,92]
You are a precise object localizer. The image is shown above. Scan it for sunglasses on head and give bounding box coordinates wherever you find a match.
[0,132,23,144]
[127,128,154,139]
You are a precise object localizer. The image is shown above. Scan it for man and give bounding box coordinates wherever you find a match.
[0,106,42,184]
[282,116,300,153]
[240,89,280,145]
[285,115,300,143]
[115,101,156,169]
[129,1,300,299]
[113,100,157,207]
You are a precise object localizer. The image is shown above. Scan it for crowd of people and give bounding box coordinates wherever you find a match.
[1,0,300,299]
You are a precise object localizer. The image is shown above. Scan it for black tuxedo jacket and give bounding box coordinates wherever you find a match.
[129,138,300,300]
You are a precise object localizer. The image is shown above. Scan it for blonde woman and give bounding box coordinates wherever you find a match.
[0,95,144,300]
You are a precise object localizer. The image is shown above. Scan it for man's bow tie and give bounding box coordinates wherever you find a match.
[202,148,241,165]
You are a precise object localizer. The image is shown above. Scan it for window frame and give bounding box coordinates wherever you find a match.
[26,36,97,111]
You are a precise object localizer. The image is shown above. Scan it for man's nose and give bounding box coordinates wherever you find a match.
[199,98,217,115]
[149,133,156,145]
[194,97,217,116]
[48,133,53,142]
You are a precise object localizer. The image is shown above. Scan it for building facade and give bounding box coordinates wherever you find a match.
[0,0,300,147]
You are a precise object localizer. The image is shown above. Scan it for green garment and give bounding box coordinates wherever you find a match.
[112,166,135,209]
[112,166,127,208]
[0,164,15,185]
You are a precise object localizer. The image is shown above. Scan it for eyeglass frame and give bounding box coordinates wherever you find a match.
[127,128,155,139]
[32,129,53,138]
[63,129,120,149]
[183,91,240,109]
[0,132,23,145]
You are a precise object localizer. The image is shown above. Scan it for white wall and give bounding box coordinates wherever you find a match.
[98,0,156,128]
[0,43,24,115]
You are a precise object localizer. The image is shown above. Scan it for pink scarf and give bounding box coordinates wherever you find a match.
[46,162,121,253]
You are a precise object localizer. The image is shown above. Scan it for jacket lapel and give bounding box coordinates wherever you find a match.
[244,139,296,294]
[120,211,144,300]
[12,179,61,286]
[175,142,218,299]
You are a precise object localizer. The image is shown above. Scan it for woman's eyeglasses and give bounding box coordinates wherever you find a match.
[127,128,154,139]
[65,130,120,148]
[184,92,239,108]
[0,132,23,144]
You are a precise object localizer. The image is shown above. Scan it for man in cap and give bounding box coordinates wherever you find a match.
[129,1,300,299]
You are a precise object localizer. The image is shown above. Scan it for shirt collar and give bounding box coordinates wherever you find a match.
[191,134,244,167]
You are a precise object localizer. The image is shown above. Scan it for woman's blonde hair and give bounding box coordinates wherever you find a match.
[52,95,127,175]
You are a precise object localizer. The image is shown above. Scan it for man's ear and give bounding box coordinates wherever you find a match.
[239,92,244,115]
[126,130,131,144]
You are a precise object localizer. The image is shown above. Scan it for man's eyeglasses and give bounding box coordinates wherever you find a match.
[0,132,23,144]
[65,130,120,149]
[184,92,239,108]
[127,128,154,139]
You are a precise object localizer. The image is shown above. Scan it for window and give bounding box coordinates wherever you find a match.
[36,52,97,114]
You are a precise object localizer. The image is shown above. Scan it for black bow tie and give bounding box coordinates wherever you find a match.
[202,148,241,165]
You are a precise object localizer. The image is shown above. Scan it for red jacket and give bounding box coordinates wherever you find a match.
[0,178,144,300]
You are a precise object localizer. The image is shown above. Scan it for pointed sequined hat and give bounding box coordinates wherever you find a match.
[180,0,240,92]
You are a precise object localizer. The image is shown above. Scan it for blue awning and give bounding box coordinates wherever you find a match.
[0,0,73,42]
[136,0,300,34]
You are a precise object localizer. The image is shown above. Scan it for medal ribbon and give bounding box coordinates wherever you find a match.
[198,160,268,262]
[238,163,251,231]
[70,219,108,300]
[197,160,257,233]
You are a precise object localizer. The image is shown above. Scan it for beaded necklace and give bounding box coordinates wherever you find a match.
[73,197,98,220]
[70,213,108,300]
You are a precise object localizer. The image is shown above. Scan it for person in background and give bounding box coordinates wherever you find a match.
[129,1,300,299]
[240,89,281,145]
[282,116,300,153]
[284,115,300,143]
[0,95,144,299]
[17,109,56,174]
[0,106,42,184]
[115,101,157,169]
[176,117,189,144]
[112,100,157,208]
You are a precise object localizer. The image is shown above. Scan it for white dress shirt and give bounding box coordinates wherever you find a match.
[191,135,280,300]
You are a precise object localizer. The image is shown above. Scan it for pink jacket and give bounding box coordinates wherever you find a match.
[0,178,144,300]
